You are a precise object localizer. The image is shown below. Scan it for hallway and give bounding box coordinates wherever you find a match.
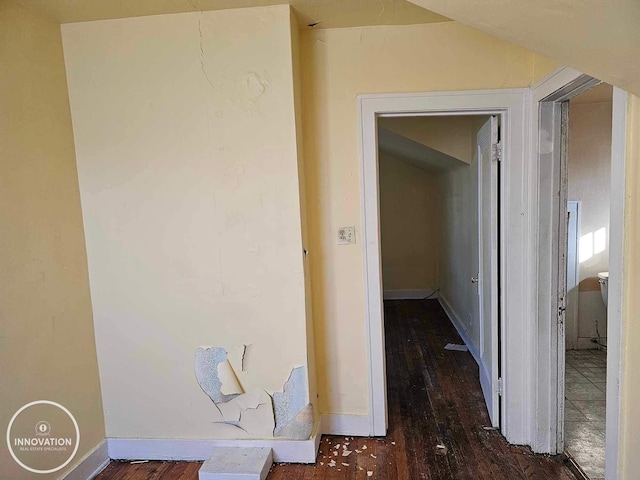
[271,299,577,478]
[96,299,577,479]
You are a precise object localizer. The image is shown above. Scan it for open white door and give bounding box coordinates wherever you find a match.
[477,116,500,427]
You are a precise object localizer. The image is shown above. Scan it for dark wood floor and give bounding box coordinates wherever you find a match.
[96,299,576,480]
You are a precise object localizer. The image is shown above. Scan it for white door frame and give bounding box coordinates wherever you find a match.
[530,67,627,479]
[357,89,530,443]
[566,200,581,351]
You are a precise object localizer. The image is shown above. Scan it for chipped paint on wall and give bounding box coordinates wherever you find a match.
[275,403,314,440]
[214,391,275,437]
[273,365,311,436]
[195,347,313,439]
[218,359,244,395]
[61,5,312,440]
[195,347,240,404]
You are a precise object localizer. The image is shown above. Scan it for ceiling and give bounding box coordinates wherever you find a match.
[378,128,466,173]
[571,83,613,105]
[19,0,449,28]
[407,0,640,97]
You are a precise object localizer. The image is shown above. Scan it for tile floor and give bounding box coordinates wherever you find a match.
[565,349,607,480]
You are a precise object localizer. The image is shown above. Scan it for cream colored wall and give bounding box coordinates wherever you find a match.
[533,54,561,83]
[569,100,612,287]
[620,93,640,480]
[290,11,319,424]
[62,6,311,439]
[379,152,441,292]
[301,21,541,415]
[567,98,612,346]
[0,1,105,477]
[378,116,475,163]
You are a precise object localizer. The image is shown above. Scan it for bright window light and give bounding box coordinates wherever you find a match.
[580,232,593,263]
[594,227,607,254]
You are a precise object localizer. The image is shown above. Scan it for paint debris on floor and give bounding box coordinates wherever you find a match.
[444,343,468,351]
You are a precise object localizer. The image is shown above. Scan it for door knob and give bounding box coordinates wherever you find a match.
[471,277,479,283]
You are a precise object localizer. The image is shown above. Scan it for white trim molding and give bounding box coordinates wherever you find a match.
[438,295,481,366]
[529,67,627,477]
[320,414,370,437]
[60,440,109,480]
[605,86,627,480]
[107,435,320,464]
[105,415,373,467]
[358,88,530,444]
[383,289,437,300]
[529,67,593,454]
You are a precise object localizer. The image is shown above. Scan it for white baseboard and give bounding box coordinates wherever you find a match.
[60,440,109,480]
[107,435,319,464]
[383,289,438,300]
[320,414,370,436]
[437,295,481,366]
[104,412,374,465]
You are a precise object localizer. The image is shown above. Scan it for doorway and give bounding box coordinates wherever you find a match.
[562,83,613,479]
[532,70,627,479]
[377,114,501,426]
[358,89,529,442]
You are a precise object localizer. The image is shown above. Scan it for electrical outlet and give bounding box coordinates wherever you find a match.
[338,226,356,245]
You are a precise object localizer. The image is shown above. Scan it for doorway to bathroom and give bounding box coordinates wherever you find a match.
[532,71,626,480]
[562,83,613,479]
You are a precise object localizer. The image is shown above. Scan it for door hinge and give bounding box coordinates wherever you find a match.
[492,142,502,162]
[497,378,503,396]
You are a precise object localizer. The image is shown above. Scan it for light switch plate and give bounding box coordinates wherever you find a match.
[338,226,356,245]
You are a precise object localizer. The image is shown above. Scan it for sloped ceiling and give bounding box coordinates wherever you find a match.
[19,0,449,28]
[407,0,640,96]
[572,83,613,105]
[378,128,467,173]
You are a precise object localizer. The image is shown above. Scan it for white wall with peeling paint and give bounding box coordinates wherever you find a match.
[62,5,313,439]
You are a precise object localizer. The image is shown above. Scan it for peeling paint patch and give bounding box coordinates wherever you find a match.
[213,391,275,437]
[274,403,314,440]
[196,348,312,439]
[273,366,311,437]
[195,347,240,403]
[218,359,244,395]
[241,344,255,372]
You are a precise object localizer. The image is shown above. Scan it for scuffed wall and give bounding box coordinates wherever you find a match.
[62,5,313,439]
[0,1,105,477]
